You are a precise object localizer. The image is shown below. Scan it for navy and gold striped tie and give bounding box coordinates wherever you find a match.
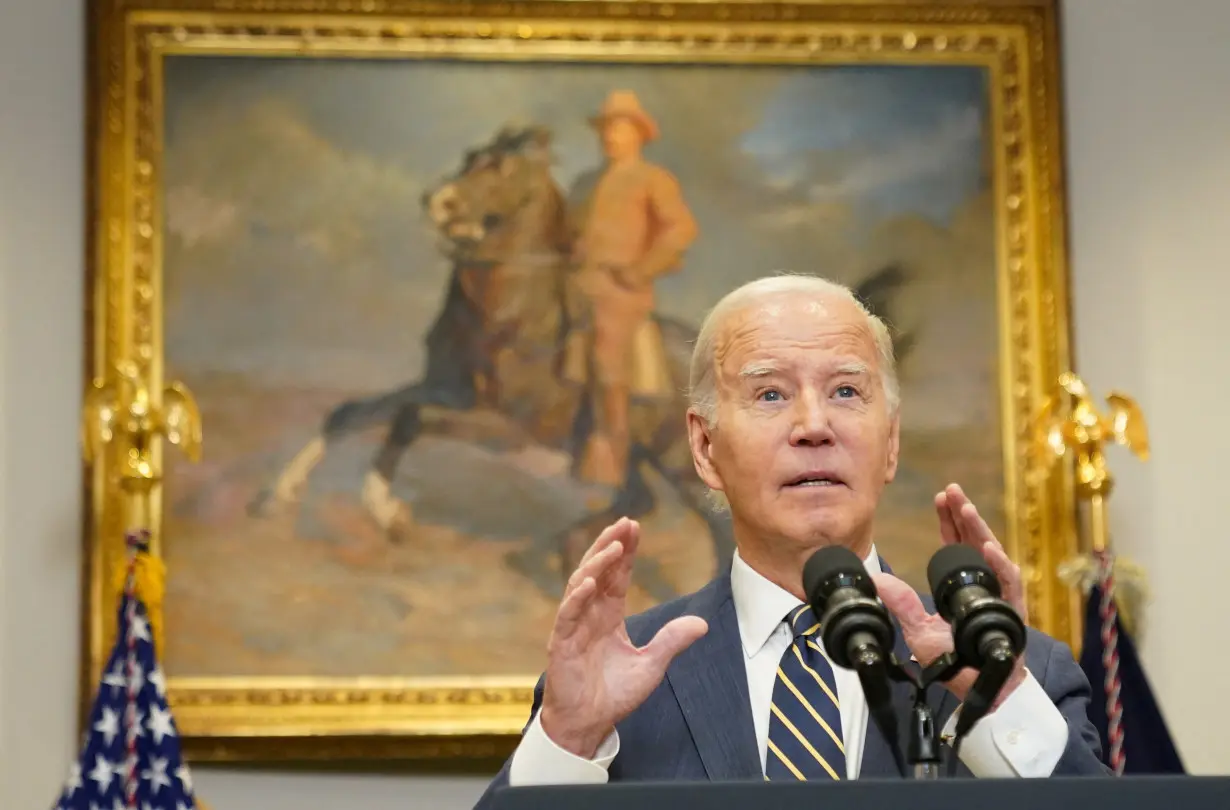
[764,605,846,781]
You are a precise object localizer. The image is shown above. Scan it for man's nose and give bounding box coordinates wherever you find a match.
[789,394,836,446]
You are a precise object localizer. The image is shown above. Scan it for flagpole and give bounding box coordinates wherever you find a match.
[1036,371,1150,603]
[1036,371,1151,777]
[79,358,207,808]
[1088,492,1109,554]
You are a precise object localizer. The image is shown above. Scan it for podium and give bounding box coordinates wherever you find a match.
[490,776,1230,810]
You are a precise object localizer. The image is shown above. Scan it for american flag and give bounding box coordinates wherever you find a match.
[52,533,200,810]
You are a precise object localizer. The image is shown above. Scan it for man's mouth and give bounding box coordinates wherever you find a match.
[784,473,846,489]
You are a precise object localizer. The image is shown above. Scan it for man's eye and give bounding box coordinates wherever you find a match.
[835,385,858,398]
[758,390,782,402]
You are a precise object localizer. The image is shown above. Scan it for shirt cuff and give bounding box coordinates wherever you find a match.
[507,711,621,786]
[942,668,1068,778]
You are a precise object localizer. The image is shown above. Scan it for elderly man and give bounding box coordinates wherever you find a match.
[473,275,1107,808]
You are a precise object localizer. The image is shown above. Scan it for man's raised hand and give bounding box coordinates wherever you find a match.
[538,517,708,758]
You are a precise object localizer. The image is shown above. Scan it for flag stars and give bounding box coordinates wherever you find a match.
[63,762,83,796]
[147,704,177,744]
[142,756,173,793]
[88,754,114,792]
[149,666,167,698]
[60,589,199,808]
[130,613,152,642]
[102,664,126,695]
[175,764,194,794]
[95,706,120,745]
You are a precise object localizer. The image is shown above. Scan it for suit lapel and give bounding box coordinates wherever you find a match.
[665,576,763,780]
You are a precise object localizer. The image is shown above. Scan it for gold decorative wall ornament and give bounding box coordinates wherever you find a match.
[1035,371,1151,638]
[85,0,1080,762]
[81,358,203,658]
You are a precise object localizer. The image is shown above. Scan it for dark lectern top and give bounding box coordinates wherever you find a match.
[491,775,1229,810]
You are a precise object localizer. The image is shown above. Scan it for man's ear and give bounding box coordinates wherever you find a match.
[884,409,901,484]
[686,408,724,493]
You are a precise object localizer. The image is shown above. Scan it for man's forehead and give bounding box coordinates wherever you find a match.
[713,295,874,367]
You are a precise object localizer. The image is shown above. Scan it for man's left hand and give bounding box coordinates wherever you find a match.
[871,482,1027,707]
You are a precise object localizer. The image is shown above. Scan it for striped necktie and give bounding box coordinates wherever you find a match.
[764,604,846,781]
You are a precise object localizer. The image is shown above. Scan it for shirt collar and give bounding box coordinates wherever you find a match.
[730,545,882,660]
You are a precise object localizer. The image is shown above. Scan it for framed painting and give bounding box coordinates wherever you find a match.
[83,0,1080,762]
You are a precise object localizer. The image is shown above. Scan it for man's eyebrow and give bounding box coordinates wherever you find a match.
[738,364,778,379]
[736,360,870,379]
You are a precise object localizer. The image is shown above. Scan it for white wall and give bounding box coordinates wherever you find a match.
[2,1,1228,807]
[1062,0,1230,776]
[0,3,87,809]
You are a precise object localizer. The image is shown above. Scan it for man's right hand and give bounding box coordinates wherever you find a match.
[538,517,709,759]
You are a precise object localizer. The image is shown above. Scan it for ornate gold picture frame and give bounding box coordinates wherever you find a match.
[84,0,1077,763]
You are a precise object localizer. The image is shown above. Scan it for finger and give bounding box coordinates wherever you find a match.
[605,520,642,600]
[944,483,978,544]
[553,575,598,643]
[641,616,708,671]
[934,491,959,546]
[577,518,632,570]
[567,540,625,596]
[617,519,641,564]
[982,542,1027,622]
[956,501,1004,556]
[871,573,931,633]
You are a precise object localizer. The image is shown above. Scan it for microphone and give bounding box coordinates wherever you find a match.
[802,546,909,777]
[925,544,1027,770]
[802,546,895,670]
[926,545,1026,670]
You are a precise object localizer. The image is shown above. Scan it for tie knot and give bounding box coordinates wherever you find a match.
[787,605,821,638]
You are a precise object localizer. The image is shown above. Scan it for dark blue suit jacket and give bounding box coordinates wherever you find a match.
[474,570,1109,809]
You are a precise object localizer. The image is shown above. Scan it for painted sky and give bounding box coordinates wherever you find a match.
[160,55,999,429]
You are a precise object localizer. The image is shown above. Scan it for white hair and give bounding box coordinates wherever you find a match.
[688,273,900,425]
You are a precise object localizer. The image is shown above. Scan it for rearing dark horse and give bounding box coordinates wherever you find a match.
[249,125,737,601]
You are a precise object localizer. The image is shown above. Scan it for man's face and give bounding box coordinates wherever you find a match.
[600,116,644,160]
[687,293,900,556]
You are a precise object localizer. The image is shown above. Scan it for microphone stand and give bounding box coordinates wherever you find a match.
[851,641,1020,780]
[885,655,944,780]
[907,695,941,780]
[853,650,932,780]
[918,645,1019,778]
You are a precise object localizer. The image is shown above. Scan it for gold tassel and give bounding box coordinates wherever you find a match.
[112,550,215,808]
[1058,552,1151,640]
[112,548,167,658]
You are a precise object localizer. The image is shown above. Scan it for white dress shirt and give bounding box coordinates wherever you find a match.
[508,547,1069,785]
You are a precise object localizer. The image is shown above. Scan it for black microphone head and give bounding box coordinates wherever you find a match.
[802,545,876,611]
[927,544,1001,622]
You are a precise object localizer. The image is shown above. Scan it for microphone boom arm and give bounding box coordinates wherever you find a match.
[852,649,913,780]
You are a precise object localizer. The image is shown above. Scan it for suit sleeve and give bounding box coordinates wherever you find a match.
[1033,637,1114,776]
[470,674,620,810]
[940,636,1112,778]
